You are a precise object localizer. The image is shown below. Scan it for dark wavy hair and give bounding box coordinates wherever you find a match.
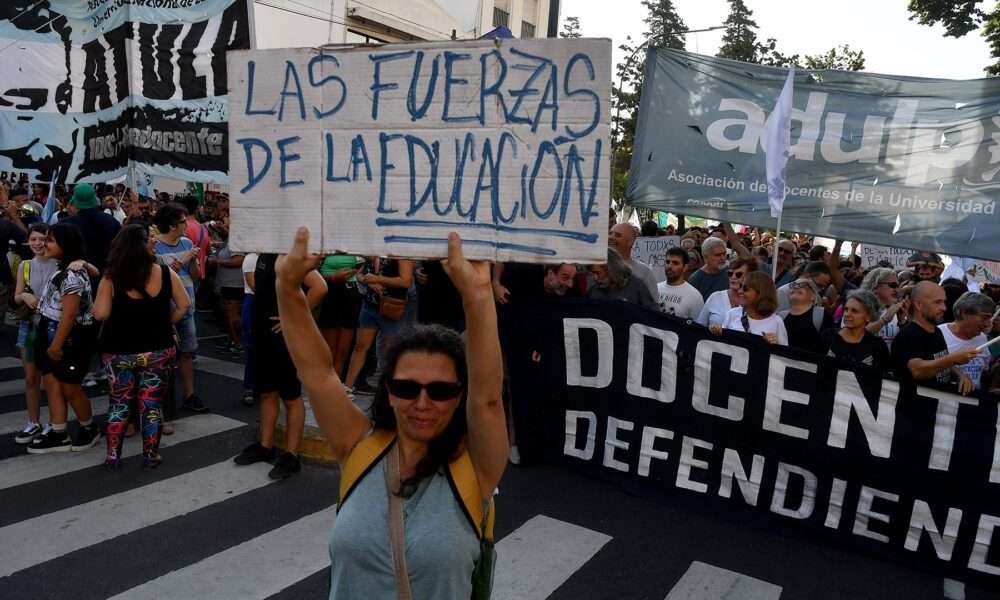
[106,224,155,295]
[48,222,86,269]
[372,324,468,487]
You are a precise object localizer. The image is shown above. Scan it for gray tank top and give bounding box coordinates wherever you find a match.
[328,452,480,599]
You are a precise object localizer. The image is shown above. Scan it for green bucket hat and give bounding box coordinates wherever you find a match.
[70,184,99,210]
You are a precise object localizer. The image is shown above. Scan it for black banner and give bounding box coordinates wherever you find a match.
[505,299,1000,587]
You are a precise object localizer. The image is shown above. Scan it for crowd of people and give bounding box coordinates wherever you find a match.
[4,180,999,478]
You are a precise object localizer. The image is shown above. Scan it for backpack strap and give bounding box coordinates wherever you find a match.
[22,259,30,287]
[812,307,824,332]
[337,429,495,541]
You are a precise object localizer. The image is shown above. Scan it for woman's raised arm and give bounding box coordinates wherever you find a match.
[276,228,370,465]
[441,233,507,499]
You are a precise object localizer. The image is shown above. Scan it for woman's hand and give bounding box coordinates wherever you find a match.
[709,324,724,336]
[441,233,491,303]
[763,333,779,345]
[276,227,322,287]
[21,293,38,309]
[67,260,89,273]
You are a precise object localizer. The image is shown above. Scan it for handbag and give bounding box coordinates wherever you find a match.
[378,293,407,321]
[470,500,496,600]
[13,261,34,321]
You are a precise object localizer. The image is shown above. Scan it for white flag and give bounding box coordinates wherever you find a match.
[764,67,795,218]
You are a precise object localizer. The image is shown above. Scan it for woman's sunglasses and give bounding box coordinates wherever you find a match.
[386,379,463,401]
[727,270,745,279]
[880,281,899,289]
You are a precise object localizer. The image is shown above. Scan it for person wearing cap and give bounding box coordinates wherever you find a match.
[64,183,121,281]
[907,251,944,284]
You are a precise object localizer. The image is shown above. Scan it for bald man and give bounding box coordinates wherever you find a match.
[890,281,979,394]
[609,223,658,300]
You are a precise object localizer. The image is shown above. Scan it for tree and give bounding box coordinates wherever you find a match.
[717,0,759,63]
[908,0,1000,75]
[757,38,866,71]
[643,0,687,50]
[560,16,581,39]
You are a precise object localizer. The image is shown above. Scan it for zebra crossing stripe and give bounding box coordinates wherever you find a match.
[0,459,275,578]
[107,505,338,600]
[492,515,612,600]
[0,356,21,369]
[194,356,245,380]
[664,561,782,600]
[0,376,27,398]
[0,395,110,434]
[0,413,246,490]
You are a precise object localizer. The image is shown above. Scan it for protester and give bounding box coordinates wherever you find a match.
[318,254,363,377]
[588,248,658,310]
[180,195,210,294]
[11,223,55,443]
[343,257,415,396]
[781,278,832,354]
[907,251,944,283]
[609,223,658,299]
[1,187,30,315]
[688,237,730,300]
[543,263,579,297]
[153,203,206,413]
[206,238,245,352]
[939,292,996,391]
[777,261,832,312]
[240,252,259,406]
[713,271,787,345]
[64,183,120,279]
[657,247,703,319]
[276,229,504,598]
[696,257,758,327]
[94,224,191,469]
[891,282,980,394]
[764,239,797,287]
[234,253,326,479]
[27,223,101,453]
[819,290,890,372]
[860,267,907,349]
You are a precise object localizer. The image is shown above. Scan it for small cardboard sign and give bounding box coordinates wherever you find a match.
[857,244,913,269]
[227,38,612,263]
[631,236,681,283]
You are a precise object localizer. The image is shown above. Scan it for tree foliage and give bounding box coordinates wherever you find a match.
[717,0,759,63]
[643,0,687,50]
[559,16,581,39]
[908,0,1000,75]
[756,38,866,71]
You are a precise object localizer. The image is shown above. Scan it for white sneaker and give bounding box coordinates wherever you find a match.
[15,422,42,444]
[81,373,98,388]
[509,445,521,465]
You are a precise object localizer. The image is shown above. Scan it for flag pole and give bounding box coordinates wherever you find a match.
[771,212,782,282]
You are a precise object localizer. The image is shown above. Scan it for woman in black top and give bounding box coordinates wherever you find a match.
[820,289,890,373]
[93,225,191,470]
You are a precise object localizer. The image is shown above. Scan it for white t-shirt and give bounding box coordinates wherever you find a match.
[874,312,900,349]
[723,307,789,346]
[657,280,704,320]
[939,323,991,389]
[697,289,737,327]
[242,252,259,295]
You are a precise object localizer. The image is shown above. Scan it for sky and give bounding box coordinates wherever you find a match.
[564,0,992,80]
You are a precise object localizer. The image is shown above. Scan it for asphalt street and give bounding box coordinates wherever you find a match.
[1,313,996,599]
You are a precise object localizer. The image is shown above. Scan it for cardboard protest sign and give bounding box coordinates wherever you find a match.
[631,236,681,283]
[227,38,612,262]
[857,244,913,269]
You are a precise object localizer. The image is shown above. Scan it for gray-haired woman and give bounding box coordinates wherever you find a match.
[820,289,890,373]
[588,248,658,311]
[860,267,907,349]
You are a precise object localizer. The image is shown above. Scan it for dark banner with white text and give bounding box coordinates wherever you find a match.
[506,299,1000,586]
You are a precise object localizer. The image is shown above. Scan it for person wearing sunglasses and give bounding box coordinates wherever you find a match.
[819,290,890,373]
[780,278,833,354]
[276,229,505,598]
[776,261,832,313]
[764,239,797,288]
[860,267,907,349]
[713,271,787,345]
[696,257,758,328]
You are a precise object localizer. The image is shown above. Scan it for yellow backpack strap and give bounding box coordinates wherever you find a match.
[337,429,395,511]
[447,450,495,541]
[23,260,30,286]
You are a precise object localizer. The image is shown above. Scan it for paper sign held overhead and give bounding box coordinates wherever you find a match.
[227,38,612,262]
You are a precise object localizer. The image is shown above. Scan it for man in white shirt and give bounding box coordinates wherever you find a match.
[939,291,995,392]
[658,247,704,319]
[609,223,658,300]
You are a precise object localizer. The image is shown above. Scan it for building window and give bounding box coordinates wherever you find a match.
[521,21,535,38]
[493,7,509,28]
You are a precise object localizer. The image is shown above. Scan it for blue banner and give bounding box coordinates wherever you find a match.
[627,49,1000,260]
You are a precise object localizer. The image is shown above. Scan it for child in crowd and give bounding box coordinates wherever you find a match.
[27,223,101,453]
[12,223,56,443]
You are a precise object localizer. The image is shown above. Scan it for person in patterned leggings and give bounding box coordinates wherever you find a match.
[93,225,191,469]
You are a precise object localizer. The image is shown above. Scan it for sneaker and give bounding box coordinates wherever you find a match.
[71,424,101,451]
[269,452,301,480]
[509,445,521,465]
[27,428,72,454]
[229,342,244,354]
[215,339,232,350]
[234,442,276,466]
[182,394,209,413]
[15,422,42,444]
[162,422,175,435]
[242,391,255,407]
[81,373,99,388]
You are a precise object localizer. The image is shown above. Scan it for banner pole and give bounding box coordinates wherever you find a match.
[771,211,782,282]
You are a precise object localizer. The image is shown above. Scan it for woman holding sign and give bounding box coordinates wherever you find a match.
[276,229,505,598]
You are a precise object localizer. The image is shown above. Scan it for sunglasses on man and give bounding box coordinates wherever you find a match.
[386,379,463,401]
